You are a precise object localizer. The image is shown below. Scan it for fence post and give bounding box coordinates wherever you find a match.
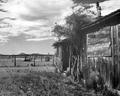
[33,56,35,66]
[14,56,16,67]
[53,55,54,66]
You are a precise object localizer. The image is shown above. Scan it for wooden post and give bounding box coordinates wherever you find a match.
[110,26,114,88]
[86,34,88,68]
[69,45,72,74]
[33,56,35,66]
[53,56,54,66]
[117,24,120,88]
[80,56,82,70]
[83,34,87,66]
[110,26,114,65]
[82,34,87,80]
[77,55,80,82]
[14,56,16,67]
[110,25,119,88]
[41,56,42,62]
[116,25,120,88]
[113,25,118,88]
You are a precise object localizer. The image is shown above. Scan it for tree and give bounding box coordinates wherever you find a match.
[52,0,98,40]
[66,13,93,33]
[52,0,111,83]
[52,0,108,39]
[52,12,93,41]
[52,24,71,41]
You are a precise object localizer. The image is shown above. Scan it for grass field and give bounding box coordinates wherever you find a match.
[0,57,54,67]
[0,57,55,79]
[0,57,63,96]
[0,58,105,96]
[0,69,104,96]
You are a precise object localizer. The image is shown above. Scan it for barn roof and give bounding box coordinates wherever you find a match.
[80,9,120,34]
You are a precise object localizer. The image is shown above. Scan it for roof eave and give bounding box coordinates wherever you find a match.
[80,9,120,34]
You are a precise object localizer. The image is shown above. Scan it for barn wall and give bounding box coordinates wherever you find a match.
[62,44,70,71]
[86,24,120,89]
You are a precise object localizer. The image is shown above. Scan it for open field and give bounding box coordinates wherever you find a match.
[0,57,59,96]
[0,66,56,78]
[0,57,55,78]
[0,57,54,67]
[0,58,114,96]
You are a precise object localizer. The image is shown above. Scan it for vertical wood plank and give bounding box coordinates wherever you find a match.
[116,25,120,88]
[110,26,114,88]
[69,45,72,74]
[82,34,87,80]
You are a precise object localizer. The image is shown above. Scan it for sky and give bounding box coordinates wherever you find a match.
[0,0,119,54]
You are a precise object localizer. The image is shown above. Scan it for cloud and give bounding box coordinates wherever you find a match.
[19,0,73,21]
[0,35,9,43]
[23,26,55,41]
[0,0,73,42]
[26,36,55,41]
[0,0,119,43]
[0,19,54,42]
[101,0,120,16]
[5,0,73,21]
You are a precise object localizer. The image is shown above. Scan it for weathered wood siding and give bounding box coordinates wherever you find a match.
[87,24,120,89]
[87,26,111,57]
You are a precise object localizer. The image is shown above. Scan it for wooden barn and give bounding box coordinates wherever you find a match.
[53,9,120,89]
[81,9,120,89]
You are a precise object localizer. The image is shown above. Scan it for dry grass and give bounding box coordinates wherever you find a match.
[0,70,105,96]
[0,71,66,96]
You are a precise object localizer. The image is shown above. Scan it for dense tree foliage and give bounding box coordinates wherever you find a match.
[52,3,94,39]
[52,0,109,40]
[66,13,93,33]
[52,24,71,40]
